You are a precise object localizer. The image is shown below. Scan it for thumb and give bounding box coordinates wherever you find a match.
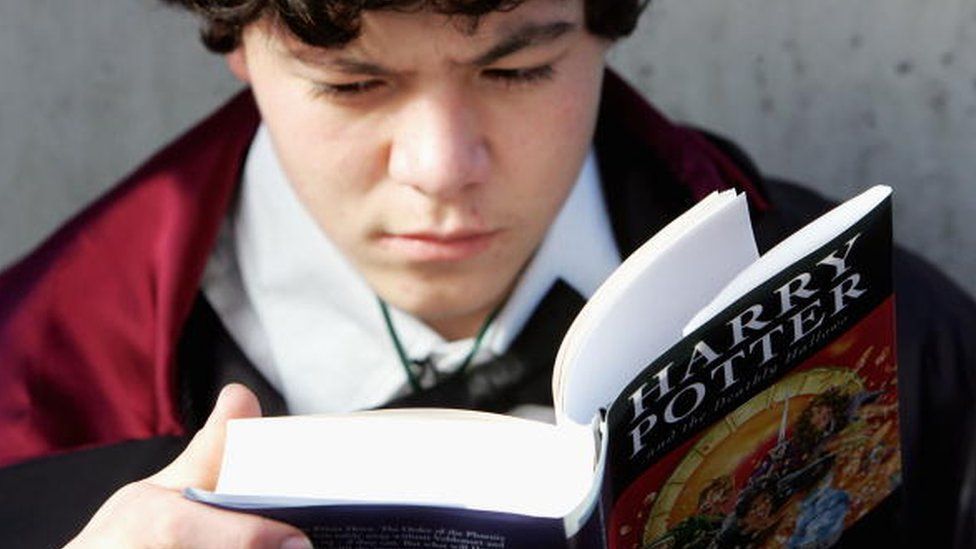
[150,383,262,490]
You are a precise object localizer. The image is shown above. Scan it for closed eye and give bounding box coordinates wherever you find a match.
[310,79,386,98]
[481,65,555,86]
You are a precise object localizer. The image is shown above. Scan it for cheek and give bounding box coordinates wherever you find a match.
[504,63,604,168]
[268,110,383,187]
[515,79,597,142]
[248,70,389,198]
[259,105,389,223]
[493,81,601,212]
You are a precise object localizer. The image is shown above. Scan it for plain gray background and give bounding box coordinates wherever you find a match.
[1,0,974,296]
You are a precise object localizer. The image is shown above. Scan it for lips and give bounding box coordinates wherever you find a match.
[378,229,499,262]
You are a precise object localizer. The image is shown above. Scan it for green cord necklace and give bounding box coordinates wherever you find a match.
[377,298,500,393]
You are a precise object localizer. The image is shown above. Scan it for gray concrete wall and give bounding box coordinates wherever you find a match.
[1,0,974,296]
[611,0,976,295]
[0,1,240,269]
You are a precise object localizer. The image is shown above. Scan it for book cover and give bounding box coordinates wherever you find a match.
[603,196,896,548]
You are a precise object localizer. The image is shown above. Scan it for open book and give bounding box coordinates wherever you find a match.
[187,186,898,548]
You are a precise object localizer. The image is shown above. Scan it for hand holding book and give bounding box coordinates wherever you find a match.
[64,385,313,549]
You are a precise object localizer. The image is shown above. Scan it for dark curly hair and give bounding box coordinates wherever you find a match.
[162,0,648,53]
[792,387,852,451]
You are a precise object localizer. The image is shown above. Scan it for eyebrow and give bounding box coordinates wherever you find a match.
[291,20,577,75]
[468,20,577,66]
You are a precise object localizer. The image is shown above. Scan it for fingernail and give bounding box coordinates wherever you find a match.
[216,383,240,403]
[281,535,313,549]
[212,384,233,410]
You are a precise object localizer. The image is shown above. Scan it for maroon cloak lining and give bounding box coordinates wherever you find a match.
[0,72,768,467]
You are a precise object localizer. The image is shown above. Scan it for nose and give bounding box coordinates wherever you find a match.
[388,86,490,198]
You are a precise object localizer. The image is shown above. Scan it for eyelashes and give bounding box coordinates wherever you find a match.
[309,64,556,100]
[481,64,555,86]
[310,79,387,99]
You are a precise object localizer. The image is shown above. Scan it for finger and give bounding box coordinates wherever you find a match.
[177,497,313,549]
[67,482,312,549]
[151,383,262,490]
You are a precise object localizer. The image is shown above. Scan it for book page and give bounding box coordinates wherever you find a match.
[555,191,758,426]
[683,186,892,335]
[202,410,596,519]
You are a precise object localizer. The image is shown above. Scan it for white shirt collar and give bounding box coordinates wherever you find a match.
[203,125,619,414]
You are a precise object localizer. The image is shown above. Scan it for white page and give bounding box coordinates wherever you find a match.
[552,192,735,413]
[683,185,891,335]
[555,192,758,425]
[208,411,596,518]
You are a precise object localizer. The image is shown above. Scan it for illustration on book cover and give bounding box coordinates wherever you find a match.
[611,298,899,549]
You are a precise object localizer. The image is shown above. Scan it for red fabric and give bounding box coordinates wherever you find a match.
[0,73,767,467]
[601,71,771,212]
[0,92,260,466]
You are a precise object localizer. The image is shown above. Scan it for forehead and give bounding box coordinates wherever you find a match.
[269,0,585,67]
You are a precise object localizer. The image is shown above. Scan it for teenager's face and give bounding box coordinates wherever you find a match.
[810,404,832,432]
[229,0,609,339]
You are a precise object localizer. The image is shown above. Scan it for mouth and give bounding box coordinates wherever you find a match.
[377,229,500,262]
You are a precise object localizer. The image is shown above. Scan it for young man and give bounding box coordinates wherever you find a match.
[1,0,975,547]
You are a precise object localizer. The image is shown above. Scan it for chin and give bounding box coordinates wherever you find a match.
[391,289,484,321]
[380,278,505,336]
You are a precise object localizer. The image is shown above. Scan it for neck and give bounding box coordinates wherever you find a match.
[425,304,497,341]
